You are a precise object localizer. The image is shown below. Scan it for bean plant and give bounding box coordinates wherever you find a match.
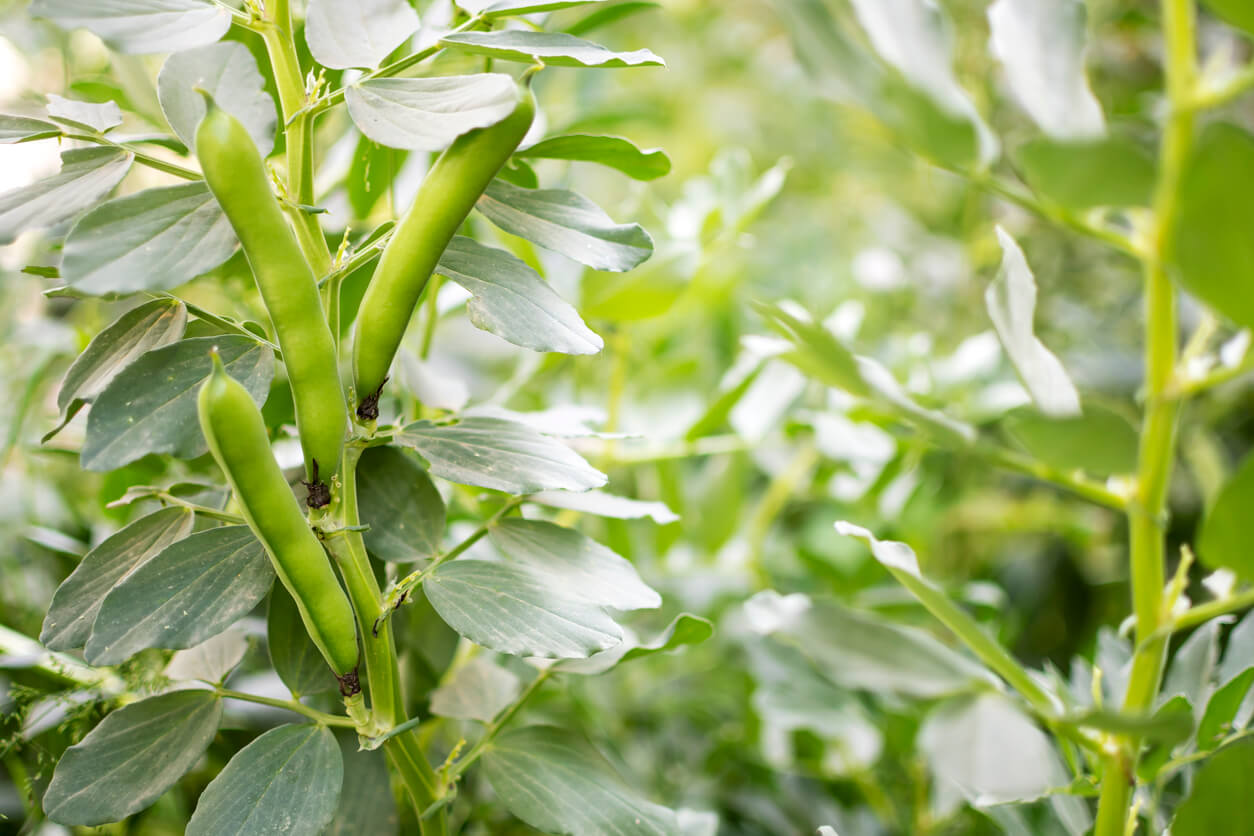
[0,0,701,833]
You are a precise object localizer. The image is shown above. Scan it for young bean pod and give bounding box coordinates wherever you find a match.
[198,352,360,687]
[352,84,537,418]
[196,101,346,504]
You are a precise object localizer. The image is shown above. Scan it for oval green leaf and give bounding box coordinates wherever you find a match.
[517,134,671,180]
[440,30,664,68]
[0,147,131,245]
[357,445,445,563]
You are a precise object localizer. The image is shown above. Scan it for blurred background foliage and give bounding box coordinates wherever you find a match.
[2,0,1254,833]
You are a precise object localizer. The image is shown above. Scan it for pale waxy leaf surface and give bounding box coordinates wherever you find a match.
[61,182,239,295]
[0,147,132,245]
[426,560,623,659]
[554,613,713,675]
[1198,451,1254,580]
[158,41,276,154]
[0,114,60,143]
[345,74,518,151]
[268,583,335,697]
[518,134,671,180]
[356,445,445,563]
[85,526,273,665]
[987,0,1104,139]
[477,179,653,272]
[489,517,660,611]
[40,506,194,650]
[461,0,606,16]
[429,656,522,722]
[165,629,249,683]
[441,30,664,69]
[43,691,222,826]
[527,489,678,523]
[438,236,603,354]
[81,335,274,472]
[482,726,680,836]
[305,0,420,70]
[986,227,1080,417]
[46,95,123,133]
[187,724,342,836]
[48,298,187,441]
[29,0,231,54]
[396,416,606,493]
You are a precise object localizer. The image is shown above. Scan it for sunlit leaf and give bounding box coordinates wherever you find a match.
[30,0,231,54]
[441,30,664,69]
[0,147,132,246]
[305,0,419,70]
[345,75,519,151]
[158,41,276,155]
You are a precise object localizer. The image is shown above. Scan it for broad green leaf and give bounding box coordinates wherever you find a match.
[1198,452,1254,580]
[464,0,606,16]
[489,517,660,610]
[0,147,131,245]
[920,693,1072,809]
[61,182,239,295]
[441,31,664,69]
[30,0,232,55]
[1018,136,1155,210]
[346,135,407,218]
[483,726,680,835]
[565,1,658,37]
[396,416,606,493]
[187,724,342,836]
[0,114,61,143]
[1199,669,1254,749]
[527,489,678,523]
[268,583,334,697]
[47,298,187,442]
[848,0,997,166]
[429,656,522,722]
[753,301,869,396]
[1218,608,1254,686]
[357,445,445,563]
[1201,0,1254,37]
[518,134,671,180]
[1003,402,1139,475]
[305,0,419,70]
[987,0,1104,139]
[1161,618,1222,719]
[346,74,519,152]
[158,42,276,155]
[437,236,602,354]
[1066,703,1194,747]
[85,526,273,665]
[81,335,273,472]
[556,613,713,675]
[426,560,623,658]
[46,94,123,133]
[1168,123,1254,331]
[165,629,249,683]
[40,507,194,650]
[325,732,397,836]
[43,691,222,826]
[987,227,1080,417]
[1172,738,1254,835]
[477,179,653,272]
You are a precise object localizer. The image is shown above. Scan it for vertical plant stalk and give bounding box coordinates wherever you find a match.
[258,0,333,277]
[1094,1,1196,832]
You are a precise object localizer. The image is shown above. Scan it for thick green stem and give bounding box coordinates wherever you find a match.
[1094,1,1195,832]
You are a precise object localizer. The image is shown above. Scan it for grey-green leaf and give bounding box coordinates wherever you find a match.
[30,0,232,55]
[82,335,273,472]
[1017,136,1155,210]
[306,0,420,70]
[61,182,239,295]
[0,147,131,245]
[438,236,603,354]
[987,0,1104,139]
[518,134,671,180]
[556,613,713,675]
[43,690,222,826]
[268,583,335,697]
[489,517,659,610]
[187,724,342,836]
[429,656,521,722]
[477,179,653,272]
[1172,738,1254,836]
[345,74,519,151]
[441,30,664,69]
[482,726,679,836]
[1003,402,1140,475]
[1198,452,1254,581]
[46,94,123,134]
[396,416,606,494]
[0,114,61,143]
[50,298,187,440]
[40,506,194,650]
[158,42,276,155]
[987,227,1080,417]
[1168,122,1254,331]
[426,560,622,658]
[324,732,397,836]
[463,0,606,16]
[526,490,678,523]
[85,526,273,665]
[357,445,445,563]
